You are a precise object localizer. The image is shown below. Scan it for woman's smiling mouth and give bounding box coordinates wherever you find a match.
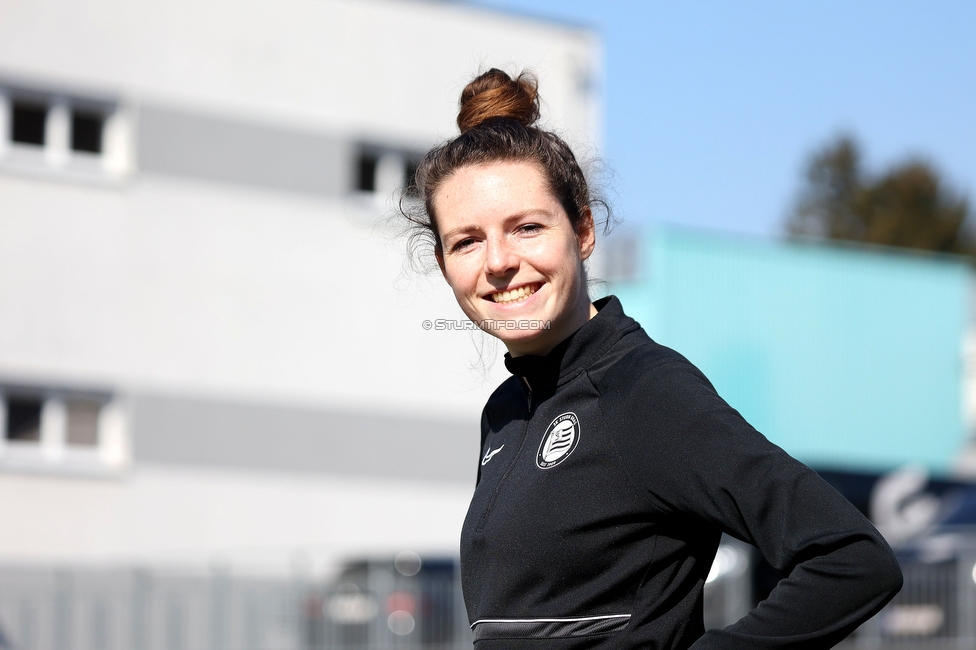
[489,283,541,304]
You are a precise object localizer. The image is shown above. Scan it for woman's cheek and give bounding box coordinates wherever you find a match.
[447,258,481,296]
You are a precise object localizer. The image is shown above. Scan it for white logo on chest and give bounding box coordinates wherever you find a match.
[481,445,504,465]
[536,412,580,469]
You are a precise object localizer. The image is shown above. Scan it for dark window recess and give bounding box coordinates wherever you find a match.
[11,102,47,146]
[6,397,43,441]
[404,159,419,191]
[356,153,378,192]
[66,400,100,446]
[71,111,104,154]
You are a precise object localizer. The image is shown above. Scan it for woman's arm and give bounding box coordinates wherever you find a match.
[603,357,903,649]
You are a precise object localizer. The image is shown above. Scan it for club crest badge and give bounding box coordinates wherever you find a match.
[536,412,580,469]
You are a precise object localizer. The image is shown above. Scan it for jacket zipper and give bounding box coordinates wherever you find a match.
[474,376,534,533]
[522,375,534,411]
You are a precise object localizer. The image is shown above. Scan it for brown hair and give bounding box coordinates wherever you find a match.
[402,68,609,258]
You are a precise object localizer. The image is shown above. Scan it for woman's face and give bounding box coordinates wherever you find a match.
[433,161,595,357]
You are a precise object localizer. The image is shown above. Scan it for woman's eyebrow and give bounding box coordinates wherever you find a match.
[507,209,553,221]
[440,225,480,242]
[496,209,556,229]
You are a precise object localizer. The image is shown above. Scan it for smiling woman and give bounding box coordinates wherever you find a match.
[432,160,596,356]
[401,68,903,649]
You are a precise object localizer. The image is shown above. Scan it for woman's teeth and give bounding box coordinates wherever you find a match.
[492,285,537,304]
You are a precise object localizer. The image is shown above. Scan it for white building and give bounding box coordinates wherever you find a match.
[0,0,599,572]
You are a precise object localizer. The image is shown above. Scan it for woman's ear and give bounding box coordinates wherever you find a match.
[577,207,596,261]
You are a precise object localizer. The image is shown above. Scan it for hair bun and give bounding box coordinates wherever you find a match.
[457,68,540,134]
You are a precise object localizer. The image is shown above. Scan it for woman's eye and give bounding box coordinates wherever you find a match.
[452,238,476,252]
[519,223,542,234]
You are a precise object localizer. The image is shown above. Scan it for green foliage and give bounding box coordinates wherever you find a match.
[786,135,973,256]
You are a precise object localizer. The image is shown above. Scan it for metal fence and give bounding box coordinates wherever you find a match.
[0,557,475,650]
[850,529,976,649]
[0,566,305,650]
[13,536,957,650]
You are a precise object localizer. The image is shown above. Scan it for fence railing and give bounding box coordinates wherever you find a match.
[0,557,477,650]
[851,528,976,649]
[8,534,966,650]
[0,565,307,650]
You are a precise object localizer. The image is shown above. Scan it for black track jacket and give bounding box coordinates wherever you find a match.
[460,296,902,649]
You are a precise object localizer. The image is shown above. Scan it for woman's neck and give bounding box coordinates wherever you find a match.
[506,297,598,358]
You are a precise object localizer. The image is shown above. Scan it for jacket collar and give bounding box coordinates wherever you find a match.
[503,295,638,398]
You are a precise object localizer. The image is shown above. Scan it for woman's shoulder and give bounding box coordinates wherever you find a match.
[594,335,716,398]
[486,374,523,401]
[482,375,526,420]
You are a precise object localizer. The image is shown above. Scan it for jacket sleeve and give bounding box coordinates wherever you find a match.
[604,358,903,649]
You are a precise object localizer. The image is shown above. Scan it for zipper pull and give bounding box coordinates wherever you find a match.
[521,376,533,411]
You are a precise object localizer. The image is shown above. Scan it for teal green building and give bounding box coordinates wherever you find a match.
[611,228,972,475]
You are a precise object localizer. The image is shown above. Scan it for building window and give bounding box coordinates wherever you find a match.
[11,101,46,146]
[1,85,131,180]
[404,158,419,191]
[5,396,42,441]
[0,386,128,474]
[356,152,378,192]
[353,146,423,198]
[71,110,104,154]
[66,399,101,446]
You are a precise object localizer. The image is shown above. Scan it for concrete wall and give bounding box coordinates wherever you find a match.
[0,0,601,563]
[0,0,599,147]
[0,465,472,567]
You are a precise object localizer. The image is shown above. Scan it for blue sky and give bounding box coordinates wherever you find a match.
[469,0,976,239]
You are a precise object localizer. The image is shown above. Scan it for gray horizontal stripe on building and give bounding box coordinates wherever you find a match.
[131,392,473,483]
[137,105,353,196]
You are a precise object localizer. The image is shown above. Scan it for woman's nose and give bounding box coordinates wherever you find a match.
[485,237,519,277]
